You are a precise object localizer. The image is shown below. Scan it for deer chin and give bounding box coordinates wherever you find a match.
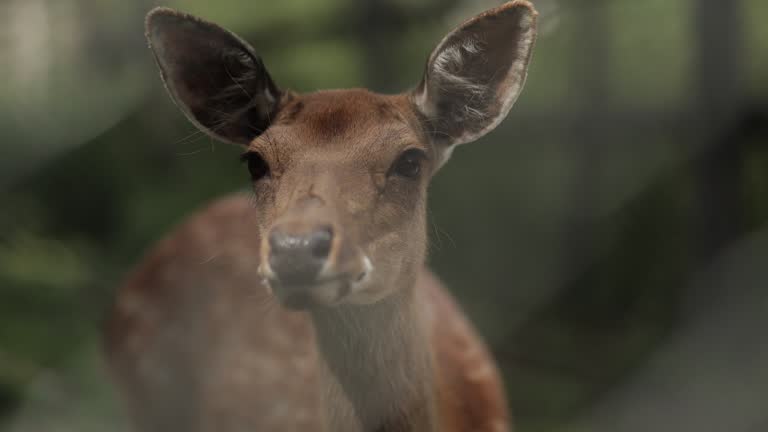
[269,278,348,310]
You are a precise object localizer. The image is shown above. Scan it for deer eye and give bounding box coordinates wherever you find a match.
[240,152,270,181]
[390,148,426,179]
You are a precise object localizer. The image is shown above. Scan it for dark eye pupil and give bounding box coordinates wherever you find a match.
[393,150,424,178]
[242,152,270,180]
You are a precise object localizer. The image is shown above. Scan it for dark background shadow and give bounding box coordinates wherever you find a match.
[1,0,767,431]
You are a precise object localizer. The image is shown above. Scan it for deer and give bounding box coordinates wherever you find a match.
[104,2,537,431]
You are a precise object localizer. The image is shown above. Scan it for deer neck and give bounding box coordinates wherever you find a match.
[310,284,437,432]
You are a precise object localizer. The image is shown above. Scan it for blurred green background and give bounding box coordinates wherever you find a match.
[1,0,767,431]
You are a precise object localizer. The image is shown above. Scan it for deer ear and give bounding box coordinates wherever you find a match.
[411,1,537,156]
[146,7,282,145]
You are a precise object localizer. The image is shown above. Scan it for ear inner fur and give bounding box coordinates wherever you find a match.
[145,7,282,145]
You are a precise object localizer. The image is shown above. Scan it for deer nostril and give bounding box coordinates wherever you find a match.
[308,227,333,259]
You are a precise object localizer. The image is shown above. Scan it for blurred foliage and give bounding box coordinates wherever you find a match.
[1,0,767,431]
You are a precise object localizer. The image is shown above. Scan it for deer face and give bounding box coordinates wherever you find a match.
[145,2,537,309]
[244,90,432,308]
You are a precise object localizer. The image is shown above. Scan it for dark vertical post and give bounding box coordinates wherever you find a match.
[563,0,611,268]
[690,0,745,266]
[355,0,397,91]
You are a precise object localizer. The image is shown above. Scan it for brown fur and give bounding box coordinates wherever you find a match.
[106,194,509,432]
[107,2,537,431]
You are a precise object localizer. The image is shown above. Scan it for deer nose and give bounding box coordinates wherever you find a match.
[268,225,333,284]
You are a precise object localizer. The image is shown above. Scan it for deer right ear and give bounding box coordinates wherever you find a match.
[146,7,282,146]
[411,1,537,164]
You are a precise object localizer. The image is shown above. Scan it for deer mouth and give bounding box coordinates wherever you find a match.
[268,276,348,310]
[259,258,372,310]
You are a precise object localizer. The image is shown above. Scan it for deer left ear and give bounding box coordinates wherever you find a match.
[146,7,282,146]
[411,1,537,158]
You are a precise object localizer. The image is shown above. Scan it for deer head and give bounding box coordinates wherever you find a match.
[145,1,537,310]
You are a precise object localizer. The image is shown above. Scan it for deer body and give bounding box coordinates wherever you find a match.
[107,193,508,432]
[106,3,537,432]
